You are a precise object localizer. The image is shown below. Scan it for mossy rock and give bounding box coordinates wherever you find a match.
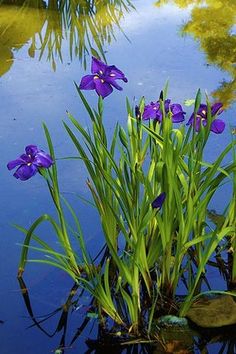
[151,316,196,353]
[151,315,197,339]
[186,295,236,328]
[156,315,189,329]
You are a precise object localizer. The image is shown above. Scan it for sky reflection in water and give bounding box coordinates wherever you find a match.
[0,0,235,353]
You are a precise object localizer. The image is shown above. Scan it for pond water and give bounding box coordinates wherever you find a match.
[0,0,236,353]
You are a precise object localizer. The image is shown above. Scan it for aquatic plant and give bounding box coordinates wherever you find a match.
[11,58,236,338]
[63,73,235,331]
[9,132,86,282]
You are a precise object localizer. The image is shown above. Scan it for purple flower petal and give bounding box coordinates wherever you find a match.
[211,102,223,116]
[191,116,202,131]
[34,151,54,168]
[170,103,184,114]
[143,102,162,120]
[187,115,203,131]
[186,113,194,126]
[164,99,171,112]
[13,164,38,181]
[197,104,208,118]
[210,119,225,134]
[172,112,185,123]
[170,103,185,123]
[8,145,53,181]
[79,58,127,98]
[143,106,155,120]
[107,65,128,82]
[7,158,25,170]
[187,101,225,134]
[108,79,123,91]
[94,80,113,98]
[79,75,96,90]
[152,192,166,209]
[91,57,107,75]
[25,145,39,157]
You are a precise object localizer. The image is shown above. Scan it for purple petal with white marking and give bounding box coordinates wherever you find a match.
[107,65,128,82]
[94,80,113,98]
[211,102,223,116]
[34,152,54,167]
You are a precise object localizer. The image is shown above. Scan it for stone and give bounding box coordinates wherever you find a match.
[186,294,236,328]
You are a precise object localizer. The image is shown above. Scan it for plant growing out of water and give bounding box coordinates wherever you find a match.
[8,137,87,282]
[63,78,235,333]
[10,57,236,338]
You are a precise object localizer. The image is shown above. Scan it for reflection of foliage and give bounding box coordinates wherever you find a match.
[0,0,134,75]
[59,0,134,68]
[0,1,46,75]
[155,0,202,8]
[155,0,236,107]
[212,78,236,108]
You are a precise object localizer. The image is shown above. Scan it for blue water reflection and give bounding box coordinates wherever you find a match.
[0,0,235,353]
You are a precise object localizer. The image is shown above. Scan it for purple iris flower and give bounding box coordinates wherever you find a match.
[143,99,185,123]
[143,101,162,121]
[79,57,128,98]
[186,102,225,134]
[7,145,53,181]
[169,102,186,123]
[151,192,166,209]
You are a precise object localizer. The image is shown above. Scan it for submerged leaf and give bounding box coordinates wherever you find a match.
[86,312,98,319]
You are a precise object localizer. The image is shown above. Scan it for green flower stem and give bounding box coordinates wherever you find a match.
[47,174,80,278]
[43,124,80,277]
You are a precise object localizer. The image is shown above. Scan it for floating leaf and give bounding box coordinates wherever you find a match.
[184,99,195,106]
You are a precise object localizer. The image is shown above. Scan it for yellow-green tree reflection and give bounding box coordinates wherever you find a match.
[155,0,236,107]
[0,1,46,76]
[0,0,134,76]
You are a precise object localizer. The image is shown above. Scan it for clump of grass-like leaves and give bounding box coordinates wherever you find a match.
[14,82,235,337]
[62,85,236,333]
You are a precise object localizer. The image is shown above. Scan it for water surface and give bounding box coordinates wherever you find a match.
[0,0,235,352]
